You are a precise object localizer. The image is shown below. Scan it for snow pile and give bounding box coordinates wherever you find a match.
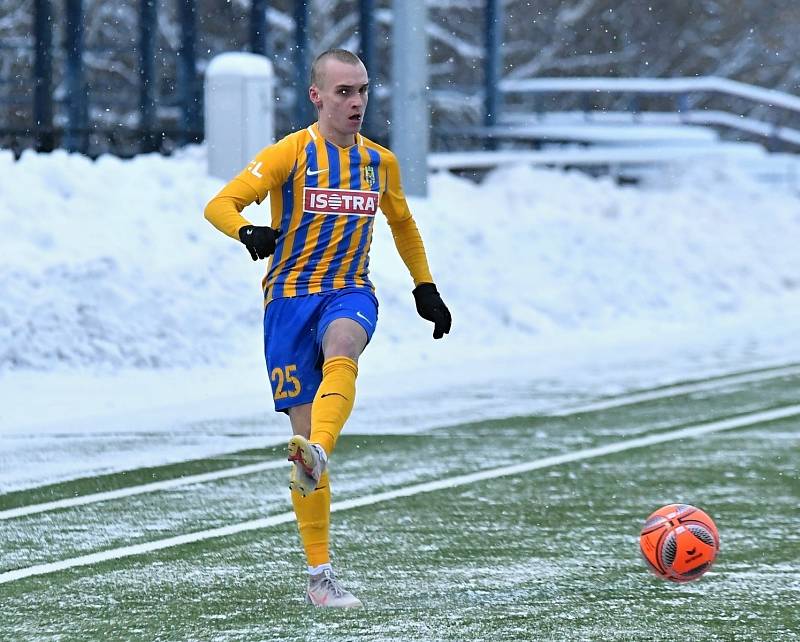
[0,147,257,369]
[1,146,799,373]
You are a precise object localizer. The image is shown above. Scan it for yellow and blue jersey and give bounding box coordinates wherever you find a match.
[205,122,433,305]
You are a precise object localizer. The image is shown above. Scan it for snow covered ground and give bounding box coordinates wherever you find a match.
[2,145,800,491]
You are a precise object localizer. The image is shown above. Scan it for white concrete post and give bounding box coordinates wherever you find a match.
[204,52,274,180]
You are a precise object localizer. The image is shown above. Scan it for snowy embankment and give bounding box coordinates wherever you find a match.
[3,146,800,372]
[2,145,800,479]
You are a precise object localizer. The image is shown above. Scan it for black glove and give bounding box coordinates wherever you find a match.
[238,225,281,260]
[412,283,452,339]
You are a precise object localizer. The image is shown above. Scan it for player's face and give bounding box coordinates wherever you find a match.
[310,59,369,145]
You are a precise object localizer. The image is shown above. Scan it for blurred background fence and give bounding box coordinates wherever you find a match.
[2,0,800,158]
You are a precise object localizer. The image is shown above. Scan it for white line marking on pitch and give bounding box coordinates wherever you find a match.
[2,403,798,586]
[0,461,288,521]
[3,363,800,521]
[548,364,800,416]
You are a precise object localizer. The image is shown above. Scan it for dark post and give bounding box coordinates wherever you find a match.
[358,0,375,70]
[179,0,200,143]
[33,0,54,151]
[64,0,87,153]
[250,0,268,57]
[358,0,375,139]
[139,0,157,152]
[293,0,311,129]
[484,0,502,128]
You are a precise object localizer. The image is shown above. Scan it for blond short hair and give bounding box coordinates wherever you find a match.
[310,49,364,88]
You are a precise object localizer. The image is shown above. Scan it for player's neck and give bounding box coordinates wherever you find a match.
[316,121,357,149]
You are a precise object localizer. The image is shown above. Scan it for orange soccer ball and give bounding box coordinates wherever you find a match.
[639,503,720,582]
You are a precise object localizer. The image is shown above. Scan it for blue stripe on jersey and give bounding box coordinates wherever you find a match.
[305,142,320,189]
[294,142,341,296]
[280,162,299,229]
[265,162,297,292]
[360,245,373,289]
[366,147,381,191]
[349,146,361,189]
[271,141,317,299]
[327,142,342,189]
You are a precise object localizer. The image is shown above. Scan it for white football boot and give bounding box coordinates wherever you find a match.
[306,569,363,608]
[287,435,327,497]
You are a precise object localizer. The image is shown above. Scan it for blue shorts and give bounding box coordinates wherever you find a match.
[263,287,379,412]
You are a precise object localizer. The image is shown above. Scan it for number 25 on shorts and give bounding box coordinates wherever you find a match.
[271,364,301,400]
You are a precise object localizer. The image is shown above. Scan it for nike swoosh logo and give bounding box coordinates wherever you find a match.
[321,392,348,400]
[356,311,373,326]
[306,167,329,176]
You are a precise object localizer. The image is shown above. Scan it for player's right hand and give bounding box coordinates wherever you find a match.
[238,225,281,260]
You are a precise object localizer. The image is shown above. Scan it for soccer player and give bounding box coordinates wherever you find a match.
[204,48,451,608]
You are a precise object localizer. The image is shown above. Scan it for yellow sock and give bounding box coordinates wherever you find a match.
[290,469,330,567]
[310,356,357,456]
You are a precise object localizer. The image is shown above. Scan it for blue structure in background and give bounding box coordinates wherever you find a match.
[33,0,53,152]
[250,0,269,57]
[358,0,376,140]
[64,0,87,152]
[293,0,312,130]
[178,0,201,144]
[484,0,502,128]
[10,0,504,157]
[139,0,157,152]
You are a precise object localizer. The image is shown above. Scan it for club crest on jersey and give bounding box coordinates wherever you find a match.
[363,165,376,186]
[304,187,379,217]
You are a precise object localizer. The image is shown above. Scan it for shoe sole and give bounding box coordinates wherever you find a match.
[288,473,312,497]
[305,591,363,608]
[288,481,319,496]
[288,436,317,496]
[287,435,316,475]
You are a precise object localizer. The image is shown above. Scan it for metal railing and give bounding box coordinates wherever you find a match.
[497,76,800,149]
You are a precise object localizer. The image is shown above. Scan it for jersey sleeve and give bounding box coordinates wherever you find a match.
[204,134,297,240]
[379,152,435,286]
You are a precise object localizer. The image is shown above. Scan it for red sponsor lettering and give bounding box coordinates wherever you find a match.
[304,188,379,216]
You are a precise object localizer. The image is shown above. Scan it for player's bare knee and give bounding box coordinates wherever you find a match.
[323,337,362,361]
[322,320,367,360]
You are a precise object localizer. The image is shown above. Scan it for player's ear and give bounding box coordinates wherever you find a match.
[309,85,322,110]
